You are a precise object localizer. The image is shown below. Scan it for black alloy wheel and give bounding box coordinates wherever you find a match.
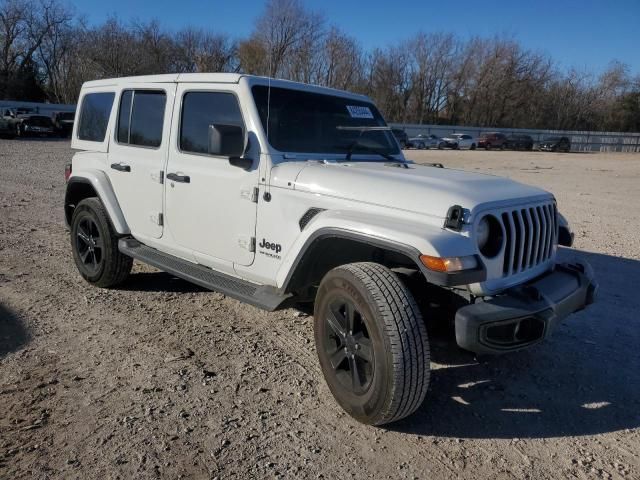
[70,197,132,287]
[320,297,374,395]
[75,216,104,276]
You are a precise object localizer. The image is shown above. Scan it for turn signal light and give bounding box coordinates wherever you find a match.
[420,254,478,273]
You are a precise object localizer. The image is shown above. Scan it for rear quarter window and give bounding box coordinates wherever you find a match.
[77,92,115,142]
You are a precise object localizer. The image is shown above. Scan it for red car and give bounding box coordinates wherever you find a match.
[478,132,507,149]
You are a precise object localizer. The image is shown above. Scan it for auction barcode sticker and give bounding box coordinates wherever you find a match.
[346,105,374,119]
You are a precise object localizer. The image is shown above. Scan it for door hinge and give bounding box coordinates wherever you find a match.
[238,235,256,252]
[240,187,259,203]
[151,170,164,184]
[150,212,163,226]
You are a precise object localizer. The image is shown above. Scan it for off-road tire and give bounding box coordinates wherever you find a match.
[314,262,430,425]
[70,197,132,287]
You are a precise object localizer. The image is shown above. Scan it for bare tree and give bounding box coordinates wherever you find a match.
[1,0,636,132]
[174,27,237,73]
[239,0,324,78]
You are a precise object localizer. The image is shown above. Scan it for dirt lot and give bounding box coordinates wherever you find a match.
[1,140,639,479]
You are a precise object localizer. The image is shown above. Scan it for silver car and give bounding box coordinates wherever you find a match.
[407,134,444,149]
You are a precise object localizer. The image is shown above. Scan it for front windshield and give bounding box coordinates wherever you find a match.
[252,85,399,156]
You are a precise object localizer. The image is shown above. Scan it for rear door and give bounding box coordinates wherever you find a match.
[108,84,176,240]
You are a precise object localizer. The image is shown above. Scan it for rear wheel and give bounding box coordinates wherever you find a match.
[314,262,430,425]
[485,143,491,150]
[70,197,132,287]
[471,143,476,150]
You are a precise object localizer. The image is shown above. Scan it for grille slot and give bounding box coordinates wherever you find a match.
[299,208,325,230]
[500,202,557,276]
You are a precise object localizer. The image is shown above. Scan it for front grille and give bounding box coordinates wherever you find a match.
[500,202,557,276]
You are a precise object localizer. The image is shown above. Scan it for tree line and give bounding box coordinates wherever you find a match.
[2,0,639,132]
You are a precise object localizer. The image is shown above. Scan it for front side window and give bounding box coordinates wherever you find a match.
[78,92,115,142]
[117,90,166,148]
[180,91,244,155]
[252,86,398,156]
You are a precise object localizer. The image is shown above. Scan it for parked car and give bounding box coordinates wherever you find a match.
[406,134,443,149]
[539,136,571,152]
[478,132,507,149]
[392,128,408,148]
[0,109,18,138]
[17,115,56,137]
[65,73,596,426]
[505,134,534,150]
[441,133,477,149]
[52,111,75,137]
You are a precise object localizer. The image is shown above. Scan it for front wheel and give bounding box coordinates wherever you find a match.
[314,262,430,425]
[470,143,476,150]
[70,197,132,287]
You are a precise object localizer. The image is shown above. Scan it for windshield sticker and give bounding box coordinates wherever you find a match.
[346,105,374,119]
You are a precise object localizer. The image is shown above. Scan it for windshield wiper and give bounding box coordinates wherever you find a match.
[335,125,402,162]
[344,140,396,162]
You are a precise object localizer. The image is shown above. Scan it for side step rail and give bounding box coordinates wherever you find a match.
[118,238,290,311]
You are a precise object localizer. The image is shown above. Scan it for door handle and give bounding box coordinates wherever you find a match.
[166,172,190,183]
[110,162,131,172]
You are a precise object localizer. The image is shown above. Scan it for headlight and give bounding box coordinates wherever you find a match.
[477,217,490,250]
[476,215,503,258]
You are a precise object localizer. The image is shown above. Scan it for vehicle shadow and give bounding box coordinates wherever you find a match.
[117,271,207,293]
[389,248,640,439]
[0,303,30,359]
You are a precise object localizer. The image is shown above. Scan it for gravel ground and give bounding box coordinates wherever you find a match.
[0,139,639,479]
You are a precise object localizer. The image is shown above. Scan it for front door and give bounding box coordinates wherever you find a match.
[164,85,259,266]
[108,84,175,240]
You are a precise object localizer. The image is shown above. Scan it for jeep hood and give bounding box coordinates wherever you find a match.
[291,161,552,219]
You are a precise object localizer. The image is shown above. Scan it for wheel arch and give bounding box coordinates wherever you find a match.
[280,228,423,296]
[65,170,130,234]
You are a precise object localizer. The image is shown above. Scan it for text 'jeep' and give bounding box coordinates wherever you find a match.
[65,74,597,425]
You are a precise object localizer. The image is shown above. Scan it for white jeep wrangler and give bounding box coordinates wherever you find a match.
[65,74,597,426]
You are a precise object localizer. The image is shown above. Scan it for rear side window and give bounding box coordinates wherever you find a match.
[117,90,166,148]
[180,92,244,155]
[77,92,115,142]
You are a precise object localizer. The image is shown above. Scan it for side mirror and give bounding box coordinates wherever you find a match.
[208,124,252,170]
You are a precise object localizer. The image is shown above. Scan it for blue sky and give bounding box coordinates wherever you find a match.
[72,0,640,76]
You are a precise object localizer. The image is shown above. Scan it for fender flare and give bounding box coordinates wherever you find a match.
[279,226,486,292]
[65,170,130,234]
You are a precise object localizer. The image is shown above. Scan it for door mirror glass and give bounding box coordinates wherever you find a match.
[208,123,245,157]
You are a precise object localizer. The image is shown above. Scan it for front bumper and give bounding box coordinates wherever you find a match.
[455,262,597,355]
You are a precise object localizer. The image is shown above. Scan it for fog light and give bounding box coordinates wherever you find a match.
[420,254,477,273]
